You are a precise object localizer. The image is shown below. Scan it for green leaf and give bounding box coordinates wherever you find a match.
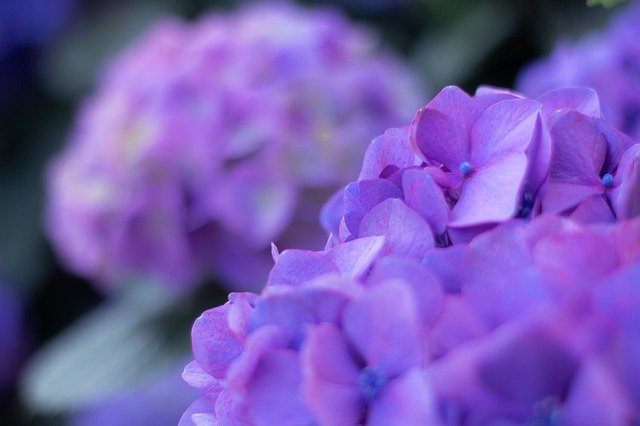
[586,0,627,7]
[20,282,192,414]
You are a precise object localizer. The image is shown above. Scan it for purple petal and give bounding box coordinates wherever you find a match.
[325,236,385,279]
[368,256,444,326]
[226,325,289,393]
[358,127,417,180]
[343,179,402,236]
[369,368,438,426]
[215,389,253,426]
[570,195,615,224]
[298,276,361,325]
[179,398,216,426]
[470,98,541,167]
[563,358,633,426]
[401,168,449,235]
[358,198,434,259]
[192,305,244,379]
[301,324,363,426]
[421,245,465,293]
[182,361,220,394]
[450,154,528,226]
[410,86,479,170]
[267,249,337,287]
[547,110,605,187]
[251,288,316,347]
[541,182,604,214]
[320,188,345,235]
[598,120,636,172]
[610,145,640,220]
[343,281,422,377]
[537,87,601,119]
[246,349,316,426]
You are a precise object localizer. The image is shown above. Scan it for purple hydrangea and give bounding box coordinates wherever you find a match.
[517,1,640,140]
[45,2,424,291]
[182,85,640,424]
[0,282,24,390]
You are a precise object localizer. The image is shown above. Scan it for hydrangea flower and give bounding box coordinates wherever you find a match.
[45,2,424,291]
[0,282,24,390]
[182,85,640,424]
[517,0,640,140]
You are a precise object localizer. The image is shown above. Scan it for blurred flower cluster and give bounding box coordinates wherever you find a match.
[46,1,424,292]
[518,0,640,140]
[182,85,640,425]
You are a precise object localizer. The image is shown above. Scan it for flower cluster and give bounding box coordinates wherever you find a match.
[182,86,640,425]
[517,1,640,140]
[45,2,424,291]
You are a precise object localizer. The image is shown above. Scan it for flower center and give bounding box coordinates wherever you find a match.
[358,366,387,400]
[458,161,473,176]
[601,173,614,188]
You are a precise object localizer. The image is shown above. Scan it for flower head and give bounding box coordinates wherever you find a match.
[45,2,425,291]
[182,85,640,424]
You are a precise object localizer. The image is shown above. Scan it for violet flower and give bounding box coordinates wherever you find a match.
[45,2,425,291]
[183,85,640,424]
[517,0,640,141]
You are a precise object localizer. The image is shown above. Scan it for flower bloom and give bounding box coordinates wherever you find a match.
[182,85,640,425]
[45,2,424,291]
[517,1,640,140]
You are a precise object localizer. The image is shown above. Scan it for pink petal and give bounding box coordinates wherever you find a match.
[611,145,640,220]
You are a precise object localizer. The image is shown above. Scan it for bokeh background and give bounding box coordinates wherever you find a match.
[0,0,626,424]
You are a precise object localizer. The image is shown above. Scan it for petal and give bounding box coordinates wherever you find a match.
[182,361,220,393]
[547,110,605,186]
[226,326,289,393]
[343,281,422,377]
[192,305,244,379]
[421,245,465,293]
[401,168,449,235]
[368,369,438,426]
[215,389,253,426]
[320,188,345,235]
[267,249,337,287]
[450,153,527,226]
[358,198,434,259]
[301,324,363,426]
[563,358,633,426]
[471,98,541,166]
[251,288,316,347]
[299,274,361,324]
[246,349,316,426]
[343,179,402,236]
[537,87,601,119]
[410,86,479,169]
[179,398,216,426]
[358,127,417,181]
[325,236,385,279]
[541,181,604,214]
[610,145,640,220]
[368,257,444,327]
[570,195,615,224]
